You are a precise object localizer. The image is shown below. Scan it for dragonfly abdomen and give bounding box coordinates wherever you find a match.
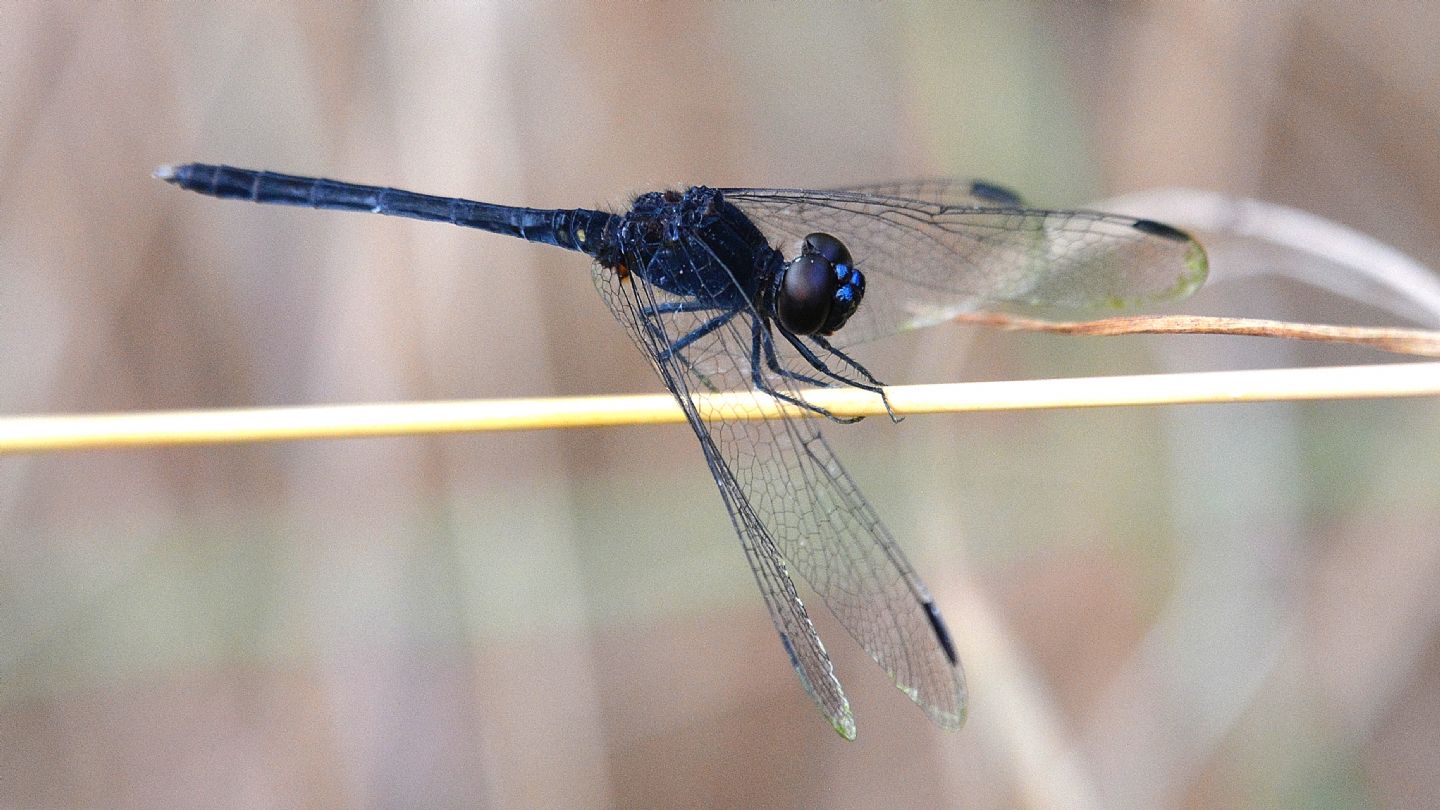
[156,163,615,256]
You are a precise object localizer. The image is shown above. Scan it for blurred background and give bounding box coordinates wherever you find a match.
[3,2,1439,808]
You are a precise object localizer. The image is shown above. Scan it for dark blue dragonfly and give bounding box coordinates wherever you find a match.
[157,164,1207,738]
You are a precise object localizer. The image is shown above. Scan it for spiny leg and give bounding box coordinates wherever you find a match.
[657,307,741,365]
[749,317,860,424]
[759,324,843,390]
[779,330,898,421]
[641,299,728,318]
[633,247,734,369]
[807,334,886,388]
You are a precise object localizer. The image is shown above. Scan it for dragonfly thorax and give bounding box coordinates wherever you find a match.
[616,186,778,305]
[614,190,865,338]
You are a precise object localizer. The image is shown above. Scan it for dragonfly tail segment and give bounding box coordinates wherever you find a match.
[156,163,617,258]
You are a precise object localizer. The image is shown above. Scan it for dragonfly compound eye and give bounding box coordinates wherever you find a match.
[777,232,865,336]
[803,232,853,268]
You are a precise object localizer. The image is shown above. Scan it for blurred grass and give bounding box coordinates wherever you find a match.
[3,2,1440,809]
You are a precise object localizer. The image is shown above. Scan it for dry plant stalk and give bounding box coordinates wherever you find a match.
[1,361,1438,455]
[952,312,1440,357]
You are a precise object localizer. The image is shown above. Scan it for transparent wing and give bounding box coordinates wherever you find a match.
[722,185,1209,347]
[828,178,1028,208]
[592,237,966,737]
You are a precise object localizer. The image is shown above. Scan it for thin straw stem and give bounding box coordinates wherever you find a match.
[951,312,1440,357]
[2,361,1437,455]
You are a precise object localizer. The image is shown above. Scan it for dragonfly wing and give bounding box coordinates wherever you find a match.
[592,249,854,738]
[723,186,1208,347]
[592,235,966,734]
[827,178,1028,208]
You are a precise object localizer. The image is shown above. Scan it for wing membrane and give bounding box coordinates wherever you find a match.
[723,185,1208,347]
[592,237,966,736]
[828,178,1028,208]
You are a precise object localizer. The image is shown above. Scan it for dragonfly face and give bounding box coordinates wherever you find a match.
[773,231,865,337]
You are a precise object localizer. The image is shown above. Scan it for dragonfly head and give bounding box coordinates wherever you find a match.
[775,233,865,336]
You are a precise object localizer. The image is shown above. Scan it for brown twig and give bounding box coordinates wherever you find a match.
[952,312,1440,358]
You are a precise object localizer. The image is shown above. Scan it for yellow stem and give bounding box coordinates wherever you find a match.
[2,361,1437,455]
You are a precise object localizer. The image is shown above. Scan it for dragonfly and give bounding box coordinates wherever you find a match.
[156,163,1208,738]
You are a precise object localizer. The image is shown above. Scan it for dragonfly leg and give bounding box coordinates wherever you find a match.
[805,335,885,387]
[656,307,740,364]
[749,318,861,424]
[758,329,833,390]
[779,331,898,422]
[641,299,727,318]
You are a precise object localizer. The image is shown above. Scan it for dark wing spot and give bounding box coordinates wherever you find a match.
[923,600,959,665]
[1131,218,1191,242]
[969,180,1025,207]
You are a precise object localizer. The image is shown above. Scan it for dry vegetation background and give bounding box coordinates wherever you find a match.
[3,2,1440,808]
